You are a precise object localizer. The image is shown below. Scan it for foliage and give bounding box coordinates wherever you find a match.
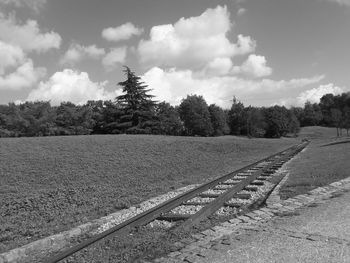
[115,66,158,134]
[55,102,95,135]
[155,102,183,135]
[343,106,350,136]
[178,95,213,136]
[208,104,230,136]
[302,101,323,126]
[228,97,245,135]
[262,106,290,138]
[319,92,350,136]
[245,107,267,137]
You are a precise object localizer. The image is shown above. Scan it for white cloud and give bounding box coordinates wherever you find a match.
[296,83,346,105]
[201,57,233,77]
[141,67,324,108]
[26,69,115,105]
[60,43,105,65]
[102,22,143,42]
[0,40,25,74]
[102,47,127,71]
[0,60,46,90]
[0,13,61,53]
[138,5,256,70]
[237,8,246,16]
[236,54,272,78]
[0,0,46,12]
[276,83,346,107]
[0,40,46,90]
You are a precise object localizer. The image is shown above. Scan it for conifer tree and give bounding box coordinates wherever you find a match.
[115,66,158,133]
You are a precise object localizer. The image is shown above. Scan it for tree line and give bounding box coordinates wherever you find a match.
[291,93,350,136]
[0,67,349,138]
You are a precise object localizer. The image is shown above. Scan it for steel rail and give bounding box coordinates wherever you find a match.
[46,141,308,263]
[176,142,307,231]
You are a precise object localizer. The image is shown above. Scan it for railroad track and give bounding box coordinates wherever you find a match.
[46,141,309,263]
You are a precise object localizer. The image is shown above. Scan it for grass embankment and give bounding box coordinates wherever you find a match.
[280,126,350,199]
[0,134,297,252]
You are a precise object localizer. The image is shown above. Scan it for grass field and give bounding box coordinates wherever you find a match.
[280,126,350,199]
[0,134,298,252]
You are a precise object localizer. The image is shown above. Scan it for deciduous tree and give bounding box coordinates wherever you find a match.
[208,104,230,136]
[178,95,213,136]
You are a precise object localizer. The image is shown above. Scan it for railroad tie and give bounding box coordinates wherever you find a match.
[250,181,265,186]
[157,213,191,221]
[234,193,251,199]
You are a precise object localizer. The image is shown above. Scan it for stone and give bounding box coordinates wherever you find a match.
[228,218,242,224]
[168,251,182,258]
[237,215,253,223]
[184,255,203,263]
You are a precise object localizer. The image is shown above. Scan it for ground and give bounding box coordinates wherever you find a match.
[280,126,350,199]
[0,134,297,252]
[1,126,348,255]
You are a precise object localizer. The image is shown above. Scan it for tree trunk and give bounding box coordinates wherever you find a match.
[336,127,339,137]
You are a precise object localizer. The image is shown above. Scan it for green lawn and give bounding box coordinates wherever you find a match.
[280,126,350,199]
[0,134,298,252]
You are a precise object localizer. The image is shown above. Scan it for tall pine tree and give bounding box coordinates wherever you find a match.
[115,66,158,134]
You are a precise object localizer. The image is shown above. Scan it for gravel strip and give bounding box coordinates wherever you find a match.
[169,205,203,215]
[214,184,234,190]
[233,176,248,180]
[215,206,239,216]
[147,220,176,229]
[92,184,200,234]
[222,179,241,184]
[226,181,275,206]
[187,197,215,203]
[202,189,227,195]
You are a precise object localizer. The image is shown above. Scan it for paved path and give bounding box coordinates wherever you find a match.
[198,190,350,263]
[156,178,350,263]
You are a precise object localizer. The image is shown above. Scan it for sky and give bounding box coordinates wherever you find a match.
[0,0,350,108]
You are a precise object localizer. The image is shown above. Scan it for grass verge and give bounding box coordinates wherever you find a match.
[280,126,350,200]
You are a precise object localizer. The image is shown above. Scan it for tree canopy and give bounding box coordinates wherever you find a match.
[0,66,349,138]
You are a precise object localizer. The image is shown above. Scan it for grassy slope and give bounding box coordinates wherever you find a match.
[0,134,297,252]
[280,126,350,199]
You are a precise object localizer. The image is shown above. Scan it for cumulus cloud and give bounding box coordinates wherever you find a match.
[0,60,46,90]
[26,69,115,105]
[201,57,233,77]
[102,22,143,42]
[102,47,127,71]
[0,0,46,12]
[0,40,46,90]
[276,83,346,107]
[60,43,105,65]
[296,83,346,105]
[0,40,25,74]
[138,6,256,70]
[141,67,324,108]
[0,13,61,53]
[235,54,272,78]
